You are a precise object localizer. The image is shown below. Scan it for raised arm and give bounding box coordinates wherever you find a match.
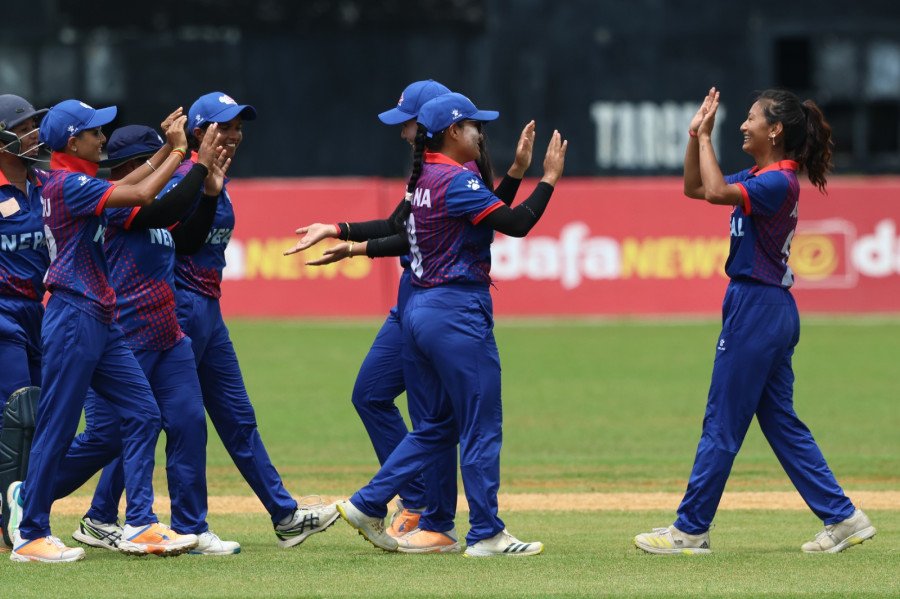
[481,129,567,237]
[696,92,742,206]
[105,116,189,208]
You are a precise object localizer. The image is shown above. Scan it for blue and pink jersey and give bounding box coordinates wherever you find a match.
[172,155,233,299]
[41,153,117,322]
[104,199,185,350]
[406,152,504,288]
[724,160,800,288]
[0,169,50,300]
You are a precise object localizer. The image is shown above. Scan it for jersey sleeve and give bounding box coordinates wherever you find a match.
[445,172,504,224]
[61,173,115,217]
[106,206,136,228]
[735,171,790,216]
[724,168,752,185]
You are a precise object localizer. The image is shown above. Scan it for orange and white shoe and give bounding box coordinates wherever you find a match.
[396,527,461,554]
[387,500,423,539]
[10,530,85,563]
[118,522,198,557]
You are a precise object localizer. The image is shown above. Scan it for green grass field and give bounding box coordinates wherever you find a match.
[2,317,898,598]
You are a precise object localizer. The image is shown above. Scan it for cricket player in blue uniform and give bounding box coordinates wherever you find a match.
[44,123,242,556]
[634,88,876,555]
[286,81,536,553]
[335,92,567,557]
[0,95,48,547]
[174,92,338,547]
[10,100,200,563]
[0,95,48,420]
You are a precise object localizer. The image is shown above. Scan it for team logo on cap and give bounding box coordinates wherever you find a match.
[67,125,76,134]
[195,114,203,123]
[397,93,404,107]
[451,109,462,120]
[219,95,237,105]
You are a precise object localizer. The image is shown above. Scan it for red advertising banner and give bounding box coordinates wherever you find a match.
[219,177,900,317]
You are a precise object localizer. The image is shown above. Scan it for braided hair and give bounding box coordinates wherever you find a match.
[757,89,834,193]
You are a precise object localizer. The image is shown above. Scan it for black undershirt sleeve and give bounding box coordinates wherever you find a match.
[338,175,522,241]
[128,164,208,230]
[480,182,555,238]
[492,174,522,206]
[337,198,405,241]
[366,233,410,258]
[171,194,218,255]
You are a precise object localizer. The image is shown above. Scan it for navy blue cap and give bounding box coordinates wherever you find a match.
[188,92,256,130]
[416,93,499,137]
[0,95,47,131]
[100,125,164,168]
[39,99,117,151]
[378,80,452,125]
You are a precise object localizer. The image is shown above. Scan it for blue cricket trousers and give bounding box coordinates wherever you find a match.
[351,269,458,532]
[352,284,505,545]
[19,296,161,539]
[0,296,43,430]
[675,280,855,534]
[176,287,297,524]
[53,336,209,534]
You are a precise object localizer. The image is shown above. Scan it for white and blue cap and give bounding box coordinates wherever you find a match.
[378,80,451,125]
[100,125,164,168]
[39,99,117,151]
[416,92,499,137]
[188,92,257,130]
[0,94,48,131]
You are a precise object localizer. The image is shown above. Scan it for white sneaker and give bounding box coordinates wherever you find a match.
[72,517,123,551]
[634,525,711,555]
[10,530,85,563]
[802,509,876,553]
[118,522,198,556]
[188,530,241,556]
[274,497,340,548]
[335,500,398,552]
[464,529,544,557]
[5,481,23,542]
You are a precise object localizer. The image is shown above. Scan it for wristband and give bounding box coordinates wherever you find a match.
[347,241,355,258]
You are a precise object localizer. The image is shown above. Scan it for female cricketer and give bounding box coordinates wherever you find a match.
[45,123,242,556]
[335,92,567,557]
[11,100,199,563]
[286,82,537,554]
[633,88,876,555]
[0,95,48,423]
[173,92,337,547]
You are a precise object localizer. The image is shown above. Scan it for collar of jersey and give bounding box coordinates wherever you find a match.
[424,151,463,167]
[749,160,799,176]
[50,151,99,177]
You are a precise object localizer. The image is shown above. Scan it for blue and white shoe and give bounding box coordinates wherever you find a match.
[72,517,123,551]
[274,497,340,548]
[5,482,23,542]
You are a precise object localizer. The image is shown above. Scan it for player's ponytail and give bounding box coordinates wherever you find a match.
[391,124,427,233]
[475,135,495,191]
[757,89,833,194]
[799,100,833,194]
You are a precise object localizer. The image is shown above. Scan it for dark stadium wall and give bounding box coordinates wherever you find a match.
[6,0,900,177]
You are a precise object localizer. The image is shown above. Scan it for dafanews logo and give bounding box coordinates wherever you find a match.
[222,238,371,281]
[490,219,900,290]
